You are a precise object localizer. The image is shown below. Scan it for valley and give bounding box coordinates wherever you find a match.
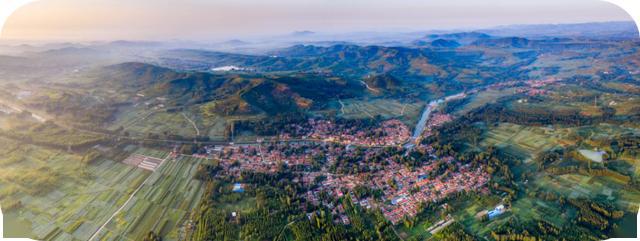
[0,21,639,241]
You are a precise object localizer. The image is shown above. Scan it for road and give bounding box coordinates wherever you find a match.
[0,98,47,123]
[338,98,346,114]
[181,112,201,136]
[360,80,376,92]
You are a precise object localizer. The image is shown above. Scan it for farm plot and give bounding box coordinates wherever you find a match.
[121,111,197,138]
[535,171,640,212]
[482,123,559,157]
[123,154,165,171]
[339,98,423,125]
[92,155,208,241]
[454,88,516,115]
[0,139,149,240]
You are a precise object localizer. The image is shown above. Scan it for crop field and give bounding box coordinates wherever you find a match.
[338,98,424,125]
[0,139,150,240]
[111,105,231,141]
[1,143,206,241]
[535,173,640,212]
[454,88,516,115]
[481,123,560,159]
[93,154,210,241]
[121,111,197,138]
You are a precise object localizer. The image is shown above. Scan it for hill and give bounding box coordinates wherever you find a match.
[430,39,461,48]
[85,62,365,115]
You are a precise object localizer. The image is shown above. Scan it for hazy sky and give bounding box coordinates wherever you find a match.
[1,0,634,41]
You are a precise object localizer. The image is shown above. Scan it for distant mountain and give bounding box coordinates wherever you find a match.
[420,32,492,45]
[38,47,104,56]
[292,30,315,36]
[220,39,250,46]
[426,32,492,40]
[480,21,639,39]
[165,44,460,79]
[105,40,162,48]
[472,37,531,48]
[430,39,461,48]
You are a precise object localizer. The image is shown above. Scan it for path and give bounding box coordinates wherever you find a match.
[87,155,170,241]
[360,81,376,92]
[0,98,47,123]
[338,99,346,115]
[182,112,200,136]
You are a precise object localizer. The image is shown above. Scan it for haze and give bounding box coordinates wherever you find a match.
[1,0,634,42]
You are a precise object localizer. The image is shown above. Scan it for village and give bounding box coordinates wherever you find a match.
[278,118,411,147]
[184,96,491,226]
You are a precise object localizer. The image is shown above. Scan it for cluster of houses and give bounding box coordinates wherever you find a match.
[280,119,411,147]
[195,103,491,225]
[212,143,319,174]
[303,149,489,224]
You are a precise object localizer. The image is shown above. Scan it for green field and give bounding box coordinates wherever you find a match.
[92,154,209,241]
[0,139,149,240]
[337,98,424,125]
[454,88,516,116]
[1,143,207,241]
[109,104,238,141]
[481,123,560,160]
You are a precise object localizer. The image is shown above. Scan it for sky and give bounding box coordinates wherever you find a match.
[0,0,634,41]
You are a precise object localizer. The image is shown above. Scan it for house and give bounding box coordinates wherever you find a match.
[232,183,245,193]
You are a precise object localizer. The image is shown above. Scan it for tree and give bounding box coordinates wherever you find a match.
[143,231,162,241]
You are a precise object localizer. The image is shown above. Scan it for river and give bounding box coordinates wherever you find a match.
[404,92,466,149]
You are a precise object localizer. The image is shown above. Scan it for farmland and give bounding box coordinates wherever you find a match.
[92,153,209,241]
[0,144,207,241]
[481,123,560,160]
[336,98,424,126]
[0,139,149,240]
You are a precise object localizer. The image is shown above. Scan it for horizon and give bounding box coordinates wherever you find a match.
[0,20,636,46]
[0,0,634,42]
